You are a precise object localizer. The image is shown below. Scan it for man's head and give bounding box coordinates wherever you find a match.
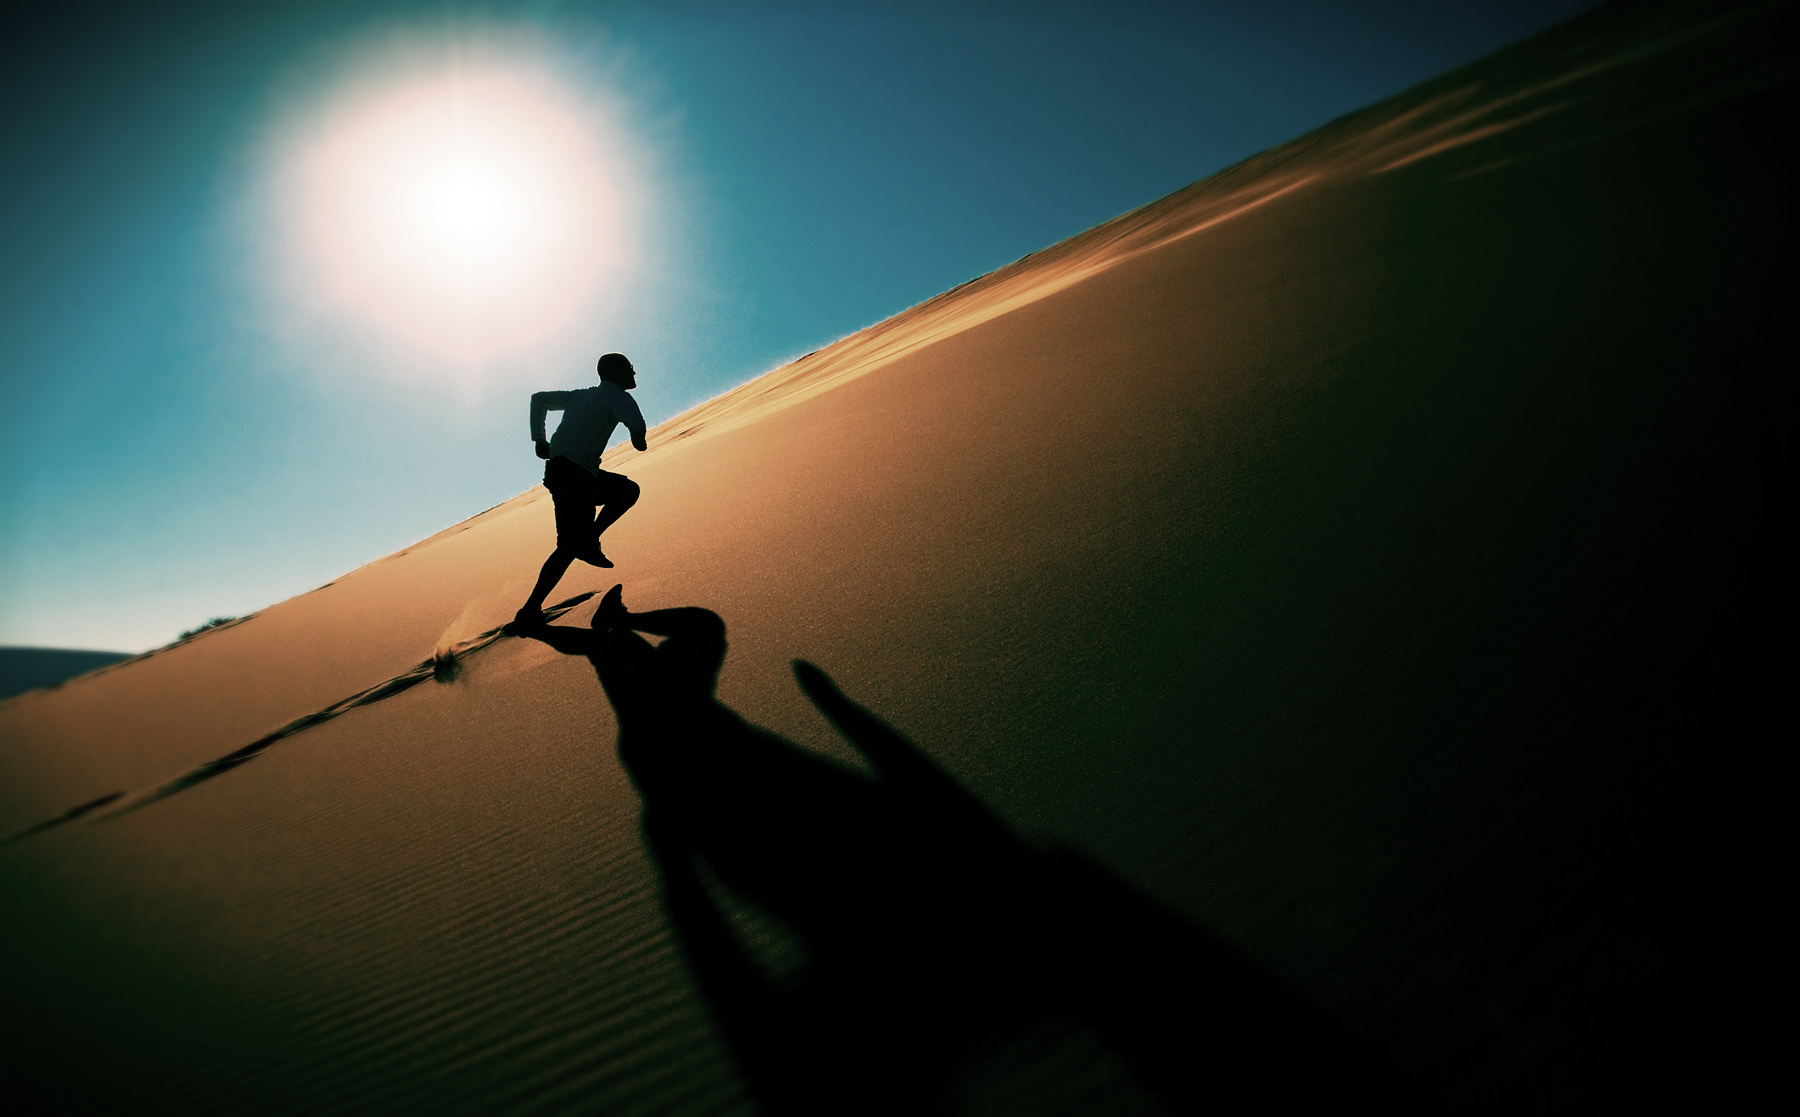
[597,352,636,388]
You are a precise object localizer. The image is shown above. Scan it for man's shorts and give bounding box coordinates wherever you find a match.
[544,455,636,551]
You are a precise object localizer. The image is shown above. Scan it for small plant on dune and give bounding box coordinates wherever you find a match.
[432,649,461,683]
[179,617,237,641]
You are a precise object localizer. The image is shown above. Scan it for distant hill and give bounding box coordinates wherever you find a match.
[0,647,131,700]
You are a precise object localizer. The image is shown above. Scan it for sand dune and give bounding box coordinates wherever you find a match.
[2,1,1794,1112]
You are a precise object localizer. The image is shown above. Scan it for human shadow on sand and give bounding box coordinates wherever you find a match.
[524,586,1427,1115]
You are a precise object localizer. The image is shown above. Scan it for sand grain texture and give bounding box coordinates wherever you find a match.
[2,2,1794,1112]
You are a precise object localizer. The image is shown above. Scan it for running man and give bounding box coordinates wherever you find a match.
[515,352,648,628]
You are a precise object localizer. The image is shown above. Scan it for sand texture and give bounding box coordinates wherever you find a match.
[2,1,1795,1112]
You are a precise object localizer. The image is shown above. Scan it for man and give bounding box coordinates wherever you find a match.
[514,352,648,628]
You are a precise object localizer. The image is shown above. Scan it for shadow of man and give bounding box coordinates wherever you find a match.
[526,586,1425,1115]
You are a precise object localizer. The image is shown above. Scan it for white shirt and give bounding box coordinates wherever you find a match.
[530,383,647,476]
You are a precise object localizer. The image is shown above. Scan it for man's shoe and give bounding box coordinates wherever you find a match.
[579,546,615,569]
[509,606,545,632]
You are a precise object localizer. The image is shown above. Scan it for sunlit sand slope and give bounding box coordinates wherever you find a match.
[2,2,1793,1112]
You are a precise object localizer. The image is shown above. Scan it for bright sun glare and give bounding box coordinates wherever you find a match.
[268,32,642,366]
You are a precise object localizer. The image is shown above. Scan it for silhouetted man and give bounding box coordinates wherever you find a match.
[515,353,648,628]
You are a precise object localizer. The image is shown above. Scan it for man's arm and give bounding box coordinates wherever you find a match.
[530,390,575,441]
[615,392,649,452]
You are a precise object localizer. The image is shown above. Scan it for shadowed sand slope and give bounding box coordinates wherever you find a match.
[2,1,1794,1112]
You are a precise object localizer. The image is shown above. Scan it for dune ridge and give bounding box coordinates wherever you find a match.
[1,593,596,845]
[140,0,1785,609]
[591,0,1790,469]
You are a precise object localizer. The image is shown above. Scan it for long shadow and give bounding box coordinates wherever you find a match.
[526,587,1427,1114]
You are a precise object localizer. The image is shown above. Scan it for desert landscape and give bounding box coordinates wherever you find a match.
[2,0,1794,1111]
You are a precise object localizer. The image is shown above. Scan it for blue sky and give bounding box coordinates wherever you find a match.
[1,0,1594,653]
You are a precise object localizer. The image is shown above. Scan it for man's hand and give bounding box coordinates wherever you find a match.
[535,438,553,459]
[632,435,648,452]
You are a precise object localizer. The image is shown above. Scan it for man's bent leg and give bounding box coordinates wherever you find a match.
[592,473,642,539]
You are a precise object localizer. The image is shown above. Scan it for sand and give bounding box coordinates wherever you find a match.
[2,1,1794,1111]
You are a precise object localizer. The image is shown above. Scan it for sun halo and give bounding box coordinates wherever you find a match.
[266,36,643,369]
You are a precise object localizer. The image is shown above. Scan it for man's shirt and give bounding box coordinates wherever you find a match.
[531,382,647,476]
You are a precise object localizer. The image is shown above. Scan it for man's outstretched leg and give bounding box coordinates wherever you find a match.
[515,548,578,627]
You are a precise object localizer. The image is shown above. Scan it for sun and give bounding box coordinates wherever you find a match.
[418,164,517,259]
[265,32,644,366]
